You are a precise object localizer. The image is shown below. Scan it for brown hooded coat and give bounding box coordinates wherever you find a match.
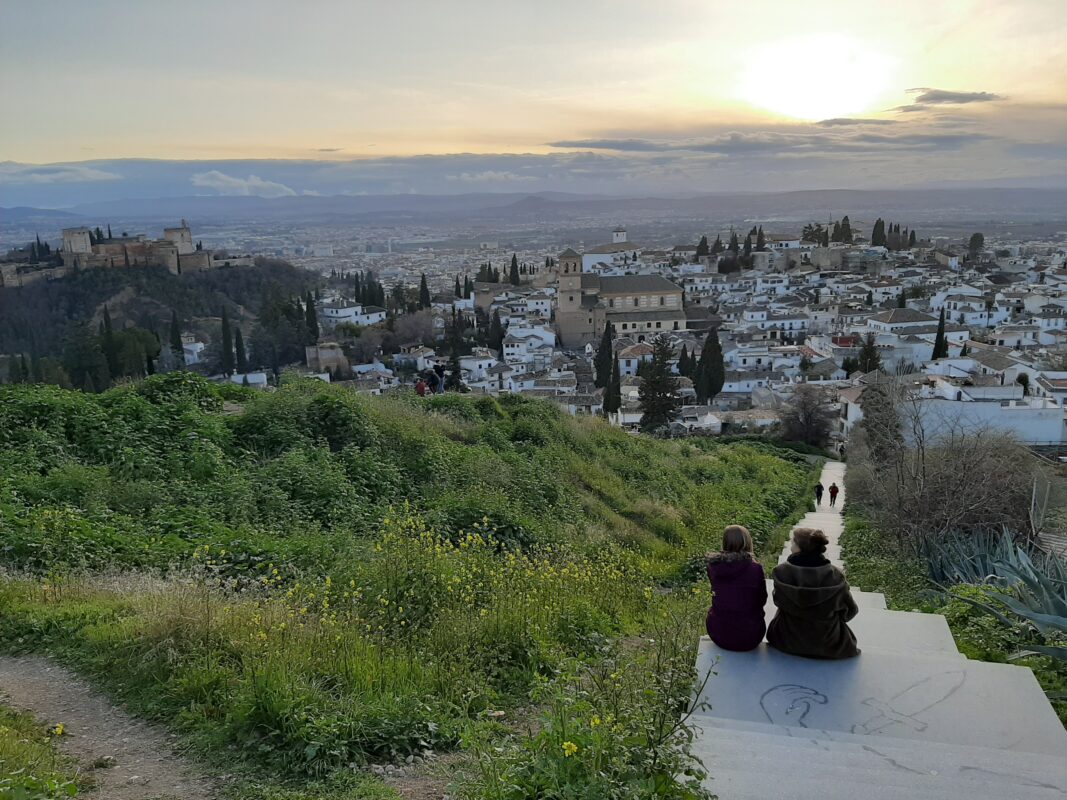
[767,555,860,659]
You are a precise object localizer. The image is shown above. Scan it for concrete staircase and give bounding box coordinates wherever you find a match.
[692,460,1067,799]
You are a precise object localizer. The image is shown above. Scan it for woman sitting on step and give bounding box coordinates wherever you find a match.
[705,525,767,651]
[767,528,860,660]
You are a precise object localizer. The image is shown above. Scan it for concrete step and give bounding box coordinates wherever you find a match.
[690,716,1067,800]
[751,601,961,659]
[763,579,885,609]
[693,640,1067,755]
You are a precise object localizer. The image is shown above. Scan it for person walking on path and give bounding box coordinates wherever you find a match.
[814,482,824,506]
[767,528,859,660]
[415,377,428,397]
[705,525,767,652]
[828,482,840,508]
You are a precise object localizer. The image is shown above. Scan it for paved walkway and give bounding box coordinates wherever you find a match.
[691,460,1067,799]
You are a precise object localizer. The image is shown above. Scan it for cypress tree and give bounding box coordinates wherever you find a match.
[696,235,709,259]
[419,274,431,309]
[960,342,969,358]
[678,345,689,378]
[20,354,31,384]
[169,310,183,356]
[909,229,917,247]
[858,333,882,373]
[101,305,119,378]
[711,235,724,255]
[220,307,235,375]
[695,328,725,403]
[931,308,948,359]
[743,234,753,258]
[866,290,874,306]
[897,292,906,308]
[594,325,614,388]
[840,216,853,243]
[756,226,766,252]
[455,275,462,298]
[488,309,505,352]
[510,253,521,285]
[604,356,621,417]
[304,290,319,343]
[446,309,464,391]
[728,231,739,254]
[107,224,112,239]
[235,328,248,373]
[638,335,681,433]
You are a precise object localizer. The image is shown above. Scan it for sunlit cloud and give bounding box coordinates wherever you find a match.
[190,170,296,197]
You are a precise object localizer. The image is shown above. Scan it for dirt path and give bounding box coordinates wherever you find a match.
[0,655,218,800]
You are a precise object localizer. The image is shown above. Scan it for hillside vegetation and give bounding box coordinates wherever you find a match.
[0,376,814,799]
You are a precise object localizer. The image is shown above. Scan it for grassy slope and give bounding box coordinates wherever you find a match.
[0,376,816,797]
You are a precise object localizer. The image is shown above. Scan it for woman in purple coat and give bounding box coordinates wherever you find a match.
[706,525,768,651]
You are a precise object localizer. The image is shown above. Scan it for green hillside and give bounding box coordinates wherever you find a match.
[0,376,815,799]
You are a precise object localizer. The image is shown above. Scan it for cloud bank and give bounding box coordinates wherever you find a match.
[190,170,297,197]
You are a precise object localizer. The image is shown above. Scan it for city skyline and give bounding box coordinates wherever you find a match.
[3,0,1067,201]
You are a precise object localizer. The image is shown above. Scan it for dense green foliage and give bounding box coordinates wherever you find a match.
[0,259,314,366]
[0,377,813,797]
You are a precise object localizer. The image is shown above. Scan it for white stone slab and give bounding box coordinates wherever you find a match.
[693,641,1067,755]
[762,579,886,609]
[751,598,961,657]
[691,717,1067,800]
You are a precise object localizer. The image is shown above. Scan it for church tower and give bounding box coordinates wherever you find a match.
[557,248,583,314]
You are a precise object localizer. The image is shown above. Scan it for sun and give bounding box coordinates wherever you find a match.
[737,34,895,121]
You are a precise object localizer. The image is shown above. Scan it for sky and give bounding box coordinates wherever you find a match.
[2,0,1067,203]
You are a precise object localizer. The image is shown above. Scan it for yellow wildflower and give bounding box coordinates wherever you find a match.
[561,741,578,757]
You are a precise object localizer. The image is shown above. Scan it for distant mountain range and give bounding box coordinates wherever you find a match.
[5,188,1067,228]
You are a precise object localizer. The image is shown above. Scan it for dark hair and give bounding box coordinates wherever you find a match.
[792,527,829,555]
[721,525,754,555]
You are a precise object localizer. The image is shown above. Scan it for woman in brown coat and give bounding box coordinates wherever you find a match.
[767,528,860,659]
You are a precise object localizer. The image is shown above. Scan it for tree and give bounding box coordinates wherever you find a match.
[677,345,690,378]
[488,309,505,353]
[728,230,739,255]
[100,305,119,379]
[455,275,462,298]
[931,308,949,359]
[594,325,614,388]
[839,216,853,244]
[638,335,680,433]
[841,356,859,376]
[694,328,725,403]
[968,232,985,258]
[695,235,709,259]
[235,327,248,373]
[711,235,724,255]
[419,274,431,309]
[220,306,235,375]
[446,309,464,391]
[509,253,521,285]
[743,234,753,258]
[304,290,319,343]
[865,290,874,306]
[897,291,906,308]
[871,218,886,248]
[755,226,766,252]
[798,355,813,373]
[604,356,622,417]
[909,229,917,247]
[781,386,835,447]
[1016,373,1030,396]
[857,333,882,373]
[959,342,969,358]
[801,223,825,244]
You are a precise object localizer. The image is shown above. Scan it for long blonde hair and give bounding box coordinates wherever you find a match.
[721,525,754,555]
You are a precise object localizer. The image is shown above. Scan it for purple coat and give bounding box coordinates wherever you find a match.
[706,552,767,652]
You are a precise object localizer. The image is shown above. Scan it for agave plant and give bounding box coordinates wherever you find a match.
[931,532,1067,684]
[922,528,1024,586]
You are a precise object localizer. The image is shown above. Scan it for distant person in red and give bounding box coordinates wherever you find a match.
[415,377,428,397]
[828,483,840,507]
[705,525,767,652]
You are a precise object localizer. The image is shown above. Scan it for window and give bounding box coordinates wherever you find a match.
[655,322,661,328]
[621,323,628,330]
[609,299,614,307]
[659,296,665,306]
[633,297,639,307]
[569,295,574,302]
